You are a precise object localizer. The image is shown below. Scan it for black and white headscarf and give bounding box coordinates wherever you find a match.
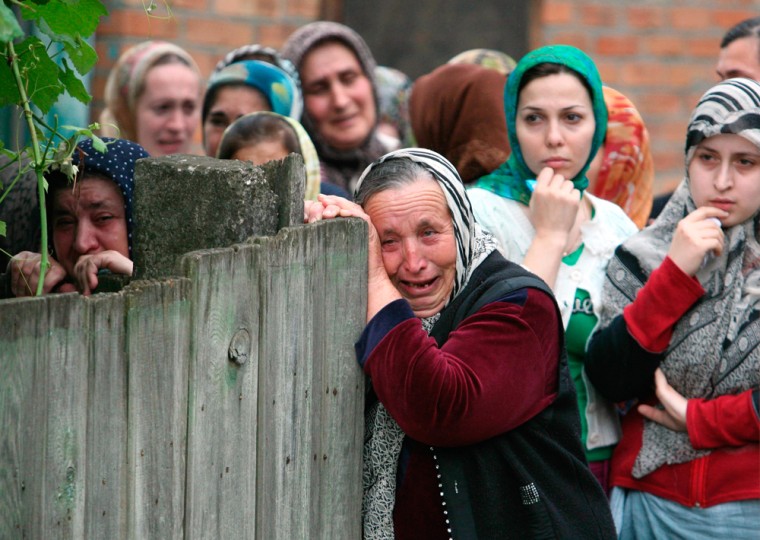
[599,78,760,478]
[355,148,498,539]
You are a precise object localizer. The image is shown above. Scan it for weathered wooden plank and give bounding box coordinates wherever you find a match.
[181,245,260,539]
[84,292,129,539]
[0,294,89,539]
[306,220,366,539]
[124,278,191,539]
[253,219,366,540]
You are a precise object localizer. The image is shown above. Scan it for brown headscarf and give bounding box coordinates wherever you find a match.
[410,63,509,184]
[100,41,200,142]
[588,86,654,229]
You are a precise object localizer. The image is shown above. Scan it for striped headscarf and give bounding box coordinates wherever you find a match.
[598,78,760,478]
[355,149,499,539]
[475,45,608,204]
[356,148,498,306]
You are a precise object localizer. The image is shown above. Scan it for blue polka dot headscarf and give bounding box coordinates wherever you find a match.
[71,137,149,255]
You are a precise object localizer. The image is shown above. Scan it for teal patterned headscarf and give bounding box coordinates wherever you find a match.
[474,45,607,204]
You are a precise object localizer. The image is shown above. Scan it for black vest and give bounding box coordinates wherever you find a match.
[428,251,616,540]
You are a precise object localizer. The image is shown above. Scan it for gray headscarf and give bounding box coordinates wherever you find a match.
[356,148,498,539]
[282,21,388,192]
[598,78,760,478]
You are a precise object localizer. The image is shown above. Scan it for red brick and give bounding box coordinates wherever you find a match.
[669,7,712,30]
[627,7,665,29]
[713,10,759,29]
[216,0,277,17]
[581,5,615,27]
[541,1,573,25]
[288,0,320,18]
[645,36,683,57]
[258,24,300,48]
[99,9,179,40]
[184,18,254,47]
[594,60,619,86]
[688,37,722,59]
[596,36,637,56]
[635,92,685,116]
[171,0,208,10]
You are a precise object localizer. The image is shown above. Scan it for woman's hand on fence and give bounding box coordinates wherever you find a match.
[667,206,727,276]
[8,251,70,296]
[72,250,134,296]
[637,368,688,432]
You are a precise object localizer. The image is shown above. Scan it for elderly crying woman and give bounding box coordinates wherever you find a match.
[305,148,615,539]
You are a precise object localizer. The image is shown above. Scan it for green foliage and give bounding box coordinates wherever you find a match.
[1,0,108,294]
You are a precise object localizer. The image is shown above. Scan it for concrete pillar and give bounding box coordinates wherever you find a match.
[132,154,305,280]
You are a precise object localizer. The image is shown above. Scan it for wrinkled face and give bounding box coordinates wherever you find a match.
[716,36,760,81]
[231,139,290,165]
[52,176,130,278]
[135,63,201,156]
[300,41,376,150]
[688,133,760,228]
[203,86,272,157]
[515,72,596,180]
[363,178,457,318]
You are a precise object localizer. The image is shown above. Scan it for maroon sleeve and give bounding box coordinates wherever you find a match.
[623,256,705,352]
[363,288,560,447]
[687,389,760,449]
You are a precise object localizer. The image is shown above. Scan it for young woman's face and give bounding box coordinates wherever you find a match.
[52,176,129,278]
[688,133,760,227]
[363,178,457,318]
[203,86,272,157]
[515,72,596,180]
[231,139,290,165]
[300,41,376,150]
[135,63,201,156]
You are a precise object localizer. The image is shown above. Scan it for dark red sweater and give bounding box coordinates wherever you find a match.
[356,289,561,537]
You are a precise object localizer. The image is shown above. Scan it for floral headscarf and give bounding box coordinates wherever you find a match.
[475,44,608,204]
[202,60,303,126]
[589,86,654,228]
[447,48,517,75]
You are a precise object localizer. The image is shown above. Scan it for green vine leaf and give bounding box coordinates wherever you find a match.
[0,36,64,113]
[0,3,23,42]
[59,58,91,104]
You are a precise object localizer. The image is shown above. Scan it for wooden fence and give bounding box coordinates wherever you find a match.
[0,219,367,539]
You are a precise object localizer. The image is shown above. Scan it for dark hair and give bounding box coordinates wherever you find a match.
[720,16,760,49]
[354,158,434,205]
[217,114,300,160]
[201,83,270,126]
[518,62,593,102]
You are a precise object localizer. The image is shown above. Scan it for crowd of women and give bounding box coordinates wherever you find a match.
[2,15,759,540]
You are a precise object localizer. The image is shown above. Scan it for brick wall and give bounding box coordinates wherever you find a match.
[92,0,759,193]
[91,0,321,124]
[538,0,759,194]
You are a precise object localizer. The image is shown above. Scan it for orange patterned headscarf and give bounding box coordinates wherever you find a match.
[589,86,654,228]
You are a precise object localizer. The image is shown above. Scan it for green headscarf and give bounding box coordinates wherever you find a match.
[474,45,607,204]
